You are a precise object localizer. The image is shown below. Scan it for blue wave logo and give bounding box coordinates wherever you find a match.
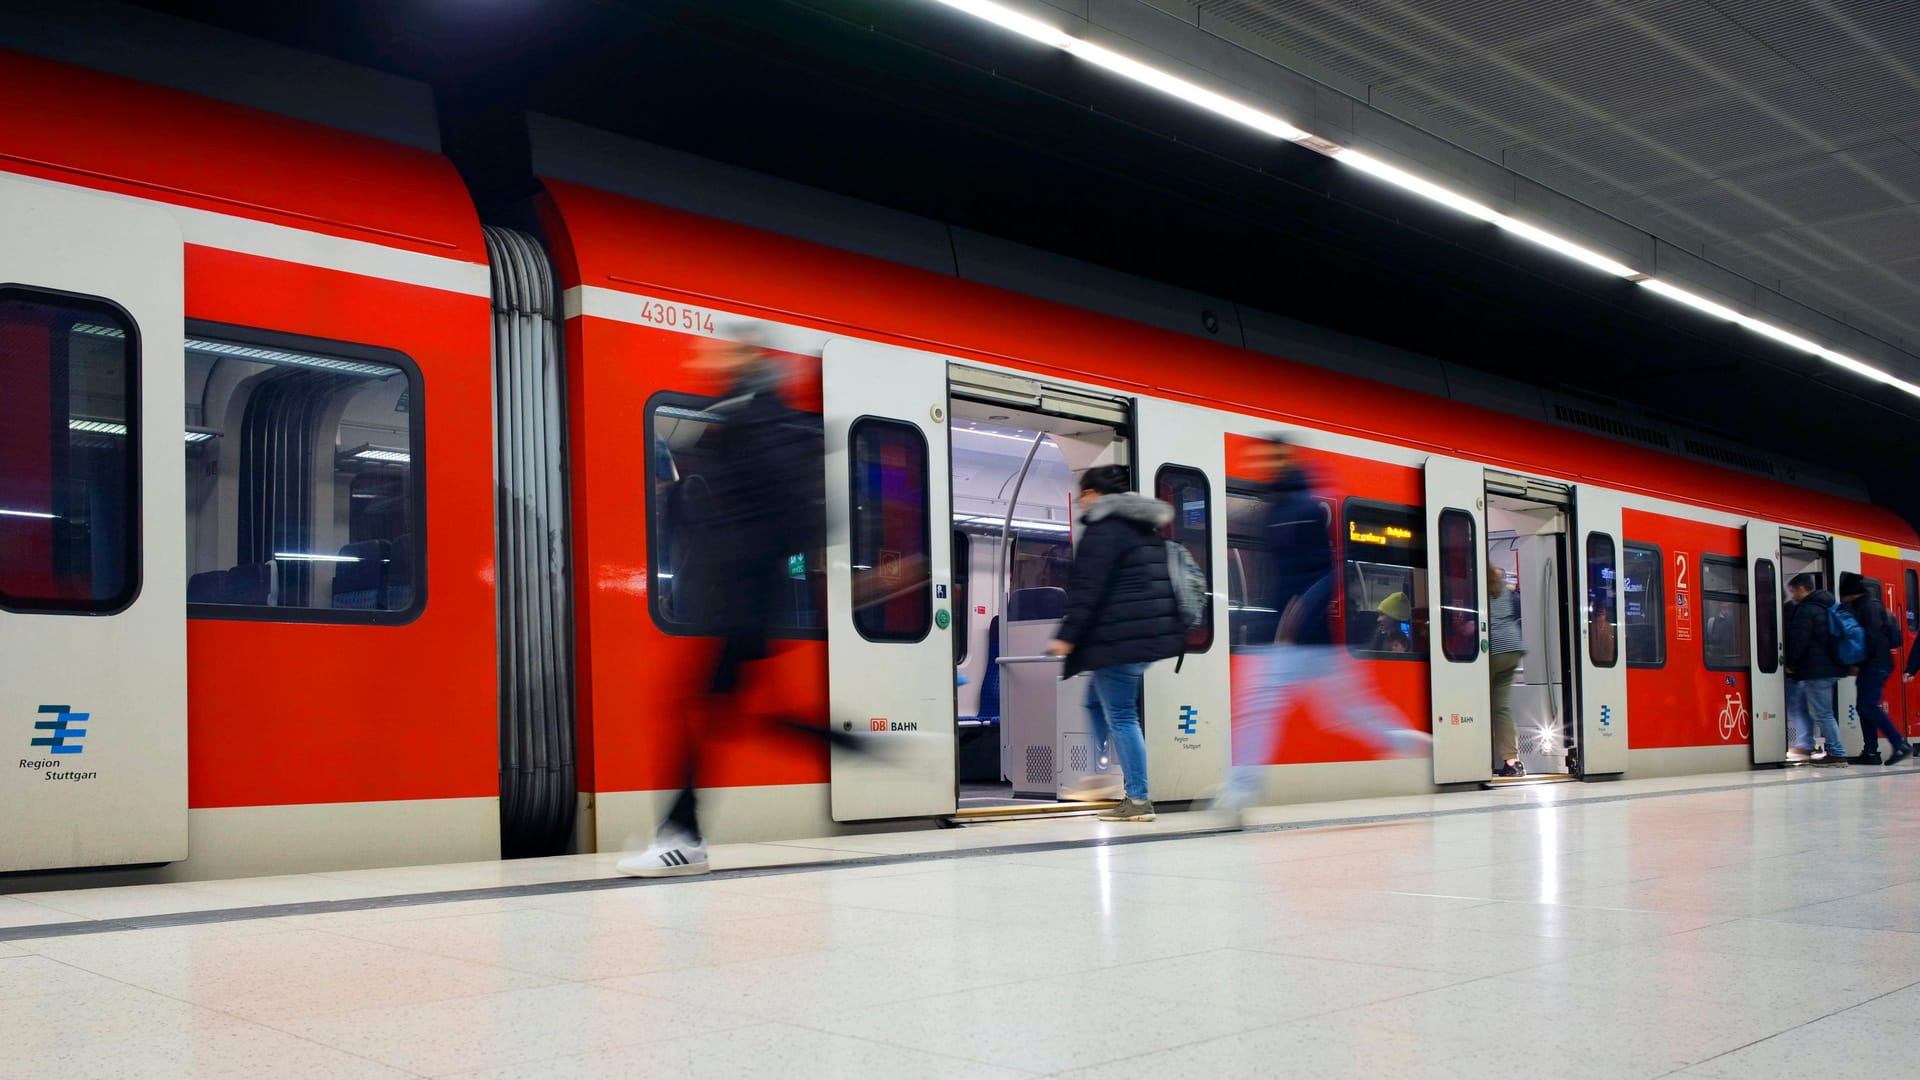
[31,705,88,755]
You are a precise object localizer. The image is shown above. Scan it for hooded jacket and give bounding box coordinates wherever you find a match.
[1785,588,1848,680]
[1057,493,1184,677]
[1840,572,1897,669]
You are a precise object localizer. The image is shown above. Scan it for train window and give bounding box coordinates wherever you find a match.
[1011,535,1072,593]
[1586,534,1619,668]
[1225,484,1333,649]
[1156,464,1214,654]
[1701,554,1749,671]
[1437,509,1479,663]
[1622,542,1665,668]
[182,325,422,622]
[1342,498,1428,661]
[849,418,932,643]
[1755,559,1779,675]
[645,392,825,638]
[0,288,140,614]
[951,530,970,666]
[1907,568,1917,637]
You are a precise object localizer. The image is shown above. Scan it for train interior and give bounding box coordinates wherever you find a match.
[949,394,1131,812]
[1486,491,1579,783]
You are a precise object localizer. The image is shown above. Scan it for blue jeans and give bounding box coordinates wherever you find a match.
[1786,679,1812,752]
[1857,665,1907,753]
[1799,676,1844,756]
[1087,661,1150,801]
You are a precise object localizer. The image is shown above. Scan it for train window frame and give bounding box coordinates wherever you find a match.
[181,321,426,626]
[848,416,933,645]
[1586,533,1620,669]
[1621,541,1666,669]
[1700,552,1750,673]
[1340,497,1428,662]
[642,389,826,641]
[1155,463,1214,655]
[1755,558,1780,675]
[1906,567,1917,637]
[1437,508,1479,664]
[951,529,970,666]
[0,285,143,616]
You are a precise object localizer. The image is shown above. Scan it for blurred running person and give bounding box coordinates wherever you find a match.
[1784,573,1849,767]
[1488,561,1527,777]
[1841,572,1909,765]
[619,328,846,876]
[1222,436,1430,808]
[1049,465,1184,822]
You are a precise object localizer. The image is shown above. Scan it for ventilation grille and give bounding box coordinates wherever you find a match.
[1551,403,1671,449]
[1068,743,1091,773]
[1682,439,1777,477]
[1025,745,1054,786]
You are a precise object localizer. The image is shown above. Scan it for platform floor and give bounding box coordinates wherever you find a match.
[5,767,1920,1078]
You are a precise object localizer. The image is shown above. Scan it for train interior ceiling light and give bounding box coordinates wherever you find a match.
[929,0,1920,401]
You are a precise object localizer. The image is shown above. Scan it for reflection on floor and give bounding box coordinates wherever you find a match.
[5,767,1920,1077]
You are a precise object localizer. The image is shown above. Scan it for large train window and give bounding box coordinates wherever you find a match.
[1342,498,1427,660]
[1586,534,1619,667]
[0,288,140,614]
[1701,554,1749,671]
[849,418,932,643]
[645,392,825,638]
[182,325,422,623]
[1622,542,1665,668]
[1437,509,1479,663]
[1156,464,1214,654]
[1755,558,1780,674]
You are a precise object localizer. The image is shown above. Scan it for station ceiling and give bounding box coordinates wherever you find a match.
[127,0,1920,520]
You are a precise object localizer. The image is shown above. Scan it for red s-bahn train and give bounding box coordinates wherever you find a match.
[1,37,1914,881]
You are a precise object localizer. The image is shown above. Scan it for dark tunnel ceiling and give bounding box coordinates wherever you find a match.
[129,0,1920,512]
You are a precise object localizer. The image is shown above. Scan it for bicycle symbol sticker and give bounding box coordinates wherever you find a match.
[1718,691,1749,741]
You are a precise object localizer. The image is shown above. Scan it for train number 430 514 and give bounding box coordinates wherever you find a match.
[639,301,716,334]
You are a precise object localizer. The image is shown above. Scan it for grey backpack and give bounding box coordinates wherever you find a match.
[1165,540,1208,629]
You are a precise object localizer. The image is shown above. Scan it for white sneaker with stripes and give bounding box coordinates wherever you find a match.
[616,828,710,878]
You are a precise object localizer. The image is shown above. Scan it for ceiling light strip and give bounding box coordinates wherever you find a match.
[929,0,1915,396]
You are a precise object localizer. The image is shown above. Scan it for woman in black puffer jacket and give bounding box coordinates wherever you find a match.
[1048,465,1184,821]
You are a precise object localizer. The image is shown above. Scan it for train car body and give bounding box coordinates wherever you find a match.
[3,35,1918,880]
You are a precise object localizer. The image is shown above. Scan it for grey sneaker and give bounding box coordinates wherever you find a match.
[1097,798,1156,822]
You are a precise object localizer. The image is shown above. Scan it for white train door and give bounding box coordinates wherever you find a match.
[1833,536,1864,754]
[1572,484,1629,775]
[1746,522,1789,764]
[0,175,186,871]
[1425,456,1491,783]
[821,338,956,821]
[1135,397,1227,802]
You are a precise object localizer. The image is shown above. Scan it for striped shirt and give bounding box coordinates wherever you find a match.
[1490,590,1525,654]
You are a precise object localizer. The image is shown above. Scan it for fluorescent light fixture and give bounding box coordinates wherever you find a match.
[1493,218,1640,278]
[68,419,127,435]
[345,445,411,464]
[71,323,126,340]
[185,430,217,444]
[1638,278,1741,322]
[187,338,395,379]
[274,552,361,562]
[954,513,1072,533]
[1737,316,1826,356]
[0,508,57,519]
[1067,40,1307,141]
[1337,150,1501,223]
[931,0,1072,48]
[955,425,1052,444]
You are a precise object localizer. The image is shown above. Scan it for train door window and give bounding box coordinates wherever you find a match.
[1755,558,1780,674]
[1586,534,1619,667]
[645,393,826,637]
[1622,542,1665,668]
[182,326,421,621]
[1437,508,1479,663]
[1701,554,1749,671]
[1907,568,1918,636]
[849,418,932,643]
[0,288,140,613]
[1226,485,1333,648]
[1342,498,1427,659]
[1156,464,1213,653]
[951,529,970,665]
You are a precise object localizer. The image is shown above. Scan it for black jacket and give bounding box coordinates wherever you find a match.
[1841,574,1898,670]
[1058,493,1184,677]
[1243,467,1334,646]
[1785,589,1848,680]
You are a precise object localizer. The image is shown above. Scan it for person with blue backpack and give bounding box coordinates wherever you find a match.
[1840,572,1910,765]
[1785,573,1852,766]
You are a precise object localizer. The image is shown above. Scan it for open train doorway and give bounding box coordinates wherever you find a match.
[947,366,1132,817]
[1484,473,1579,784]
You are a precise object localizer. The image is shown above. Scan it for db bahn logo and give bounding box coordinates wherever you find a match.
[31,705,88,755]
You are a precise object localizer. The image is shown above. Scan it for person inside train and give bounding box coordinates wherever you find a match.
[1839,572,1909,765]
[1368,591,1414,653]
[1047,465,1184,823]
[1784,572,1849,767]
[1216,434,1431,810]
[1488,560,1527,777]
[618,325,861,877]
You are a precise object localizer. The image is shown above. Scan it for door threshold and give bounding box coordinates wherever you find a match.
[1480,774,1577,789]
[951,800,1119,821]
